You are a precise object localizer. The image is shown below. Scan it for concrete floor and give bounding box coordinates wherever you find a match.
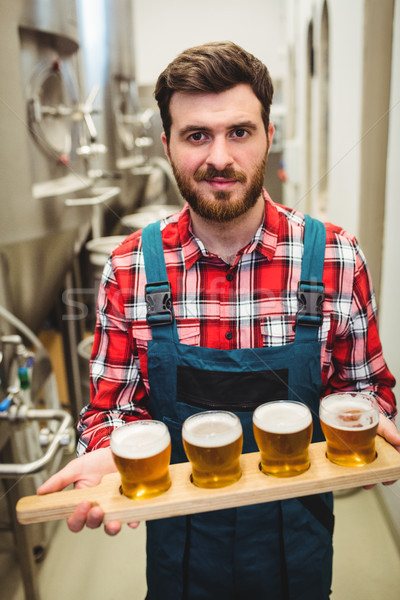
[1,485,400,600]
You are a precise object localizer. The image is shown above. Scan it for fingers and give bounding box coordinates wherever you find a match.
[104,520,123,536]
[65,501,131,536]
[67,501,95,532]
[66,502,120,536]
[128,521,140,529]
[86,505,106,530]
[364,479,397,490]
[37,449,138,535]
[363,416,400,489]
[38,468,75,494]
[377,415,400,452]
[377,415,400,485]
[38,448,116,495]
[37,475,60,495]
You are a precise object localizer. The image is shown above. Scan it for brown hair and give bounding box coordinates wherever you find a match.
[154,41,274,143]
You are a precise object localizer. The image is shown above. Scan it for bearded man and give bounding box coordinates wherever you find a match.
[39,42,398,600]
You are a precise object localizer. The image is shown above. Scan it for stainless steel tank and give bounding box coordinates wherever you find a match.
[0,5,93,595]
[0,0,102,333]
[76,0,164,221]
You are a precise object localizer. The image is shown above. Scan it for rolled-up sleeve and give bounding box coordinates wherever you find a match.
[324,240,396,419]
[77,255,151,455]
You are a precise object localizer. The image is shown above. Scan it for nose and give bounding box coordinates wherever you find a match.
[206,137,233,171]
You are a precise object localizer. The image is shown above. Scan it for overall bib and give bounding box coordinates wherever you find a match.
[141,215,334,600]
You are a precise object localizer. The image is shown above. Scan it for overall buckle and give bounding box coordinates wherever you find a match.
[296,281,325,327]
[145,281,174,326]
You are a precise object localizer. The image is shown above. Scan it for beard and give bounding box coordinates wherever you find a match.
[170,152,268,223]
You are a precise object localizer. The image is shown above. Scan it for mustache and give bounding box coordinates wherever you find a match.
[193,167,247,183]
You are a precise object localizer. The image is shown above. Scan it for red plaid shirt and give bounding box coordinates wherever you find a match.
[77,193,396,454]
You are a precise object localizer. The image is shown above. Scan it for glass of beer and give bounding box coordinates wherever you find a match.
[182,411,243,489]
[253,401,313,477]
[320,392,379,467]
[110,420,172,500]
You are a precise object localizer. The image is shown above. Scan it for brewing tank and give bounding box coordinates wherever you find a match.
[0,0,95,332]
[76,0,161,218]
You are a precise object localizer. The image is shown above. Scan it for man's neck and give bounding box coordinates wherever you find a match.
[189,195,265,265]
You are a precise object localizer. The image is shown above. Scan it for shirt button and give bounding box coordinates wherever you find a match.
[226,273,234,282]
[225,331,233,340]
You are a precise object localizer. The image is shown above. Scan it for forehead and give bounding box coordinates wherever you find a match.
[169,83,264,130]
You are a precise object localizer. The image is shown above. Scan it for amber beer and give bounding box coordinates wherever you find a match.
[182,411,243,488]
[320,393,379,467]
[110,420,171,500]
[253,401,313,477]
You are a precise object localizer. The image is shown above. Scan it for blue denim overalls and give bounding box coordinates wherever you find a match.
[141,215,333,600]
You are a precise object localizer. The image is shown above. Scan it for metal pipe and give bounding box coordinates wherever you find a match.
[65,185,120,207]
[0,304,44,351]
[65,186,120,237]
[0,408,73,477]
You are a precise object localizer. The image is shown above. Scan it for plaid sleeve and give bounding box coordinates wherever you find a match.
[77,256,151,455]
[324,238,397,419]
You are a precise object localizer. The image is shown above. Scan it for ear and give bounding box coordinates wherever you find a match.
[161,132,170,160]
[267,122,275,153]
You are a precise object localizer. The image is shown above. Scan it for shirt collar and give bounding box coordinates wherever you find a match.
[254,190,280,261]
[178,206,205,270]
[178,190,279,270]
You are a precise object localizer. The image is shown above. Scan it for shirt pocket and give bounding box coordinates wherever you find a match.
[261,313,331,347]
[261,315,296,347]
[132,319,201,350]
[132,320,200,391]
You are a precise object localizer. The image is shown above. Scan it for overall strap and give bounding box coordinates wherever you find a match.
[141,221,179,342]
[295,215,326,342]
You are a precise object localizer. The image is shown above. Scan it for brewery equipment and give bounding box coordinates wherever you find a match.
[76,0,183,230]
[76,0,152,223]
[0,0,121,335]
[0,2,181,597]
[0,2,115,598]
[0,303,74,600]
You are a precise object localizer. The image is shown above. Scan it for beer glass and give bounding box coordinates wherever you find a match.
[320,392,379,467]
[253,401,313,477]
[110,420,172,499]
[182,411,243,488]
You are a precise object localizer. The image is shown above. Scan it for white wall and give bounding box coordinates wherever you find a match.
[325,0,364,235]
[377,0,400,541]
[282,0,312,214]
[284,0,399,539]
[132,0,287,85]
[283,0,365,233]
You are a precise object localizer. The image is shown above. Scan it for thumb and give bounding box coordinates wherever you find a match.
[37,457,83,494]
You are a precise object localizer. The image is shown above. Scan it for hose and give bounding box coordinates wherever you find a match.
[0,304,44,351]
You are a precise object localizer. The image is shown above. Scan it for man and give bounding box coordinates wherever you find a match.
[39,42,399,599]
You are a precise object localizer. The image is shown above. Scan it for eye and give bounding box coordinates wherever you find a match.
[188,131,207,143]
[232,128,249,139]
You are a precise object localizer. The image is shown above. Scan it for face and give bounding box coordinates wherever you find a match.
[162,84,274,223]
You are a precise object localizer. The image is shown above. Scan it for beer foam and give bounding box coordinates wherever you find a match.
[182,412,242,448]
[253,402,312,434]
[320,395,379,430]
[110,421,170,459]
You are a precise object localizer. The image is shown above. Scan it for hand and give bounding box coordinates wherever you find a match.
[377,414,400,454]
[364,414,400,489]
[37,447,140,535]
